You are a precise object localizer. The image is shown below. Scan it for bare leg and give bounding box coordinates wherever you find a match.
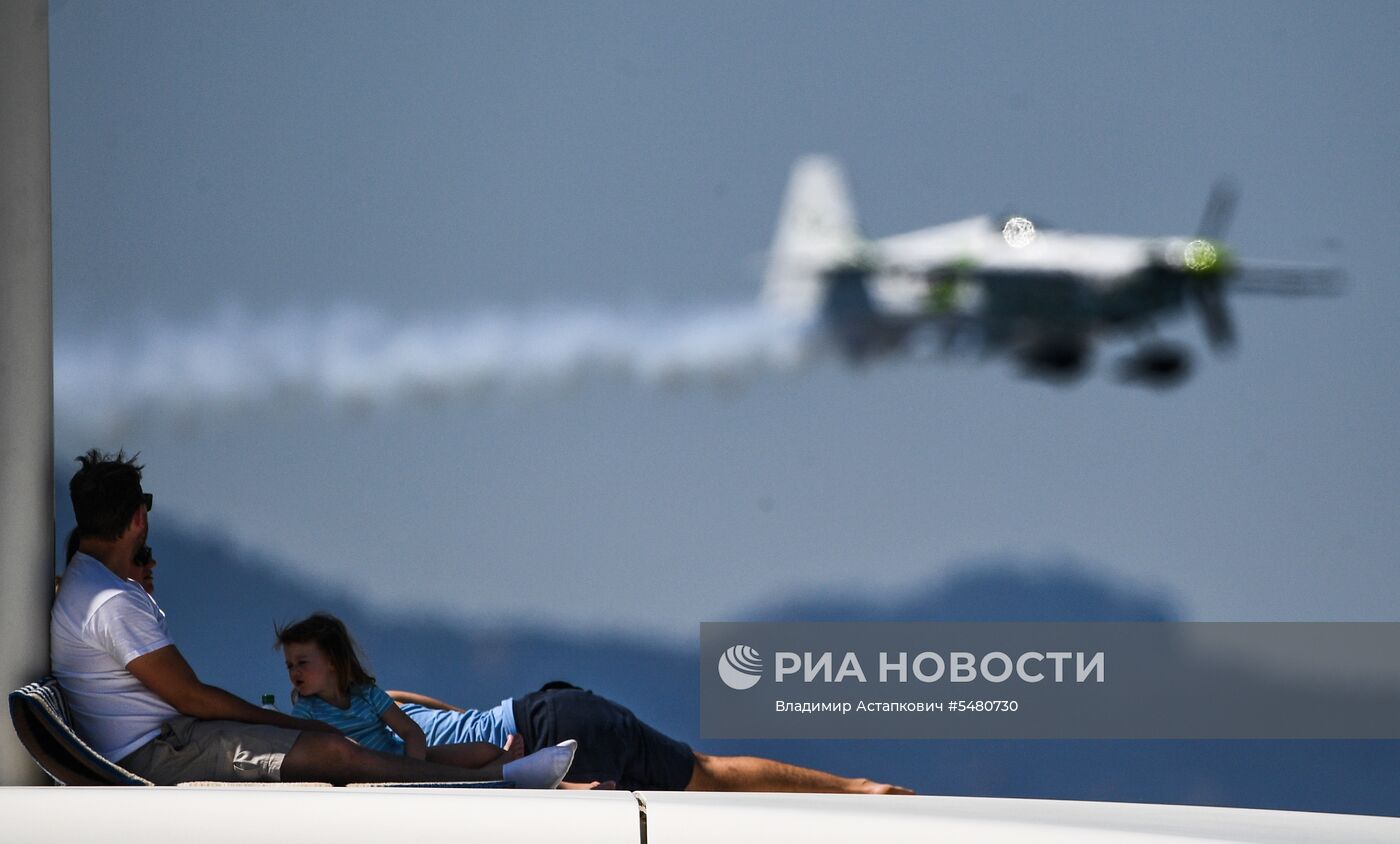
[282,732,504,785]
[685,751,913,795]
[426,742,509,769]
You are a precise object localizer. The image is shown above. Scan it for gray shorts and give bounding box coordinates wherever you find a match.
[118,716,301,785]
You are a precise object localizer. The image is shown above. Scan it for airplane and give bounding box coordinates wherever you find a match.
[762,156,1344,386]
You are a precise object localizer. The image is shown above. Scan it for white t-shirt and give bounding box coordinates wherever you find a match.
[51,553,179,760]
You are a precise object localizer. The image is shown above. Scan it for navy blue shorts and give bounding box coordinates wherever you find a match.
[512,684,695,790]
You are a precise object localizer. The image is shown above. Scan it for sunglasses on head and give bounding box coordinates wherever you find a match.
[134,545,153,567]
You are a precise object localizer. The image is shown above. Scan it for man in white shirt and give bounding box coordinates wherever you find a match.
[51,449,572,787]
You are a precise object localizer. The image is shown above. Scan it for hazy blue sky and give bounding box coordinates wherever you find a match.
[49,1,1400,641]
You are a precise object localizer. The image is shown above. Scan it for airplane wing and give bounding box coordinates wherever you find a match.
[875,217,993,274]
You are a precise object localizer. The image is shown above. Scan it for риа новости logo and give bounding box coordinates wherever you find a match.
[718,644,764,690]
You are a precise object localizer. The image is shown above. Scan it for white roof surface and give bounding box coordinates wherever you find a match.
[3,787,1397,843]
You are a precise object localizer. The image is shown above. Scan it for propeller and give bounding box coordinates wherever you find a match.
[1189,178,1240,353]
[1191,280,1236,351]
[1196,178,1238,241]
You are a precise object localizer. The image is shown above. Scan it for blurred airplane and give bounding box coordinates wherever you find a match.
[763,156,1343,386]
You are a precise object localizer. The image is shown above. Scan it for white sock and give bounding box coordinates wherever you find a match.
[502,739,577,789]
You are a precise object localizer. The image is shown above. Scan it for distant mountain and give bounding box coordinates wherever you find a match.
[52,471,1400,816]
[758,560,1177,622]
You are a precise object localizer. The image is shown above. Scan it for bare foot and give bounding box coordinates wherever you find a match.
[853,779,914,795]
[559,780,617,790]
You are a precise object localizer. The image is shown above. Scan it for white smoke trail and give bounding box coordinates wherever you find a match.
[55,303,816,432]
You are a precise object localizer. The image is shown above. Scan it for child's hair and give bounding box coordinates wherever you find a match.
[275,612,376,699]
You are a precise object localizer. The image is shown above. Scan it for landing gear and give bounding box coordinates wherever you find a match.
[1117,341,1193,388]
[1016,335,1091,383]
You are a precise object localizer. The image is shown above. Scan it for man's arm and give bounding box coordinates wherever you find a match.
[127,645,338,733]
[385,689,467,712]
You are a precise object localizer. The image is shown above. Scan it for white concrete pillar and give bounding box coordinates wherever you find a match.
[0,0,54,786]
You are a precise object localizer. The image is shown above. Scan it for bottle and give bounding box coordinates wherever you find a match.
[260,693,278,711]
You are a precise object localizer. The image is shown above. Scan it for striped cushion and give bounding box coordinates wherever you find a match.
[8,676,152,786]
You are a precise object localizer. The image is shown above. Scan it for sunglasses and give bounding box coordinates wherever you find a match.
[142,492,153,512]
[134,545,154,567]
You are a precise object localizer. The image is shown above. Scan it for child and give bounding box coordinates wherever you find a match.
[276,612,575,788]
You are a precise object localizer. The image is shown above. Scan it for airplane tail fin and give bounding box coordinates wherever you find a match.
[762,155,863,318]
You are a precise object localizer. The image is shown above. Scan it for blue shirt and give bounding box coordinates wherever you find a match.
[400,698,517,748]
[291,684,403,753]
